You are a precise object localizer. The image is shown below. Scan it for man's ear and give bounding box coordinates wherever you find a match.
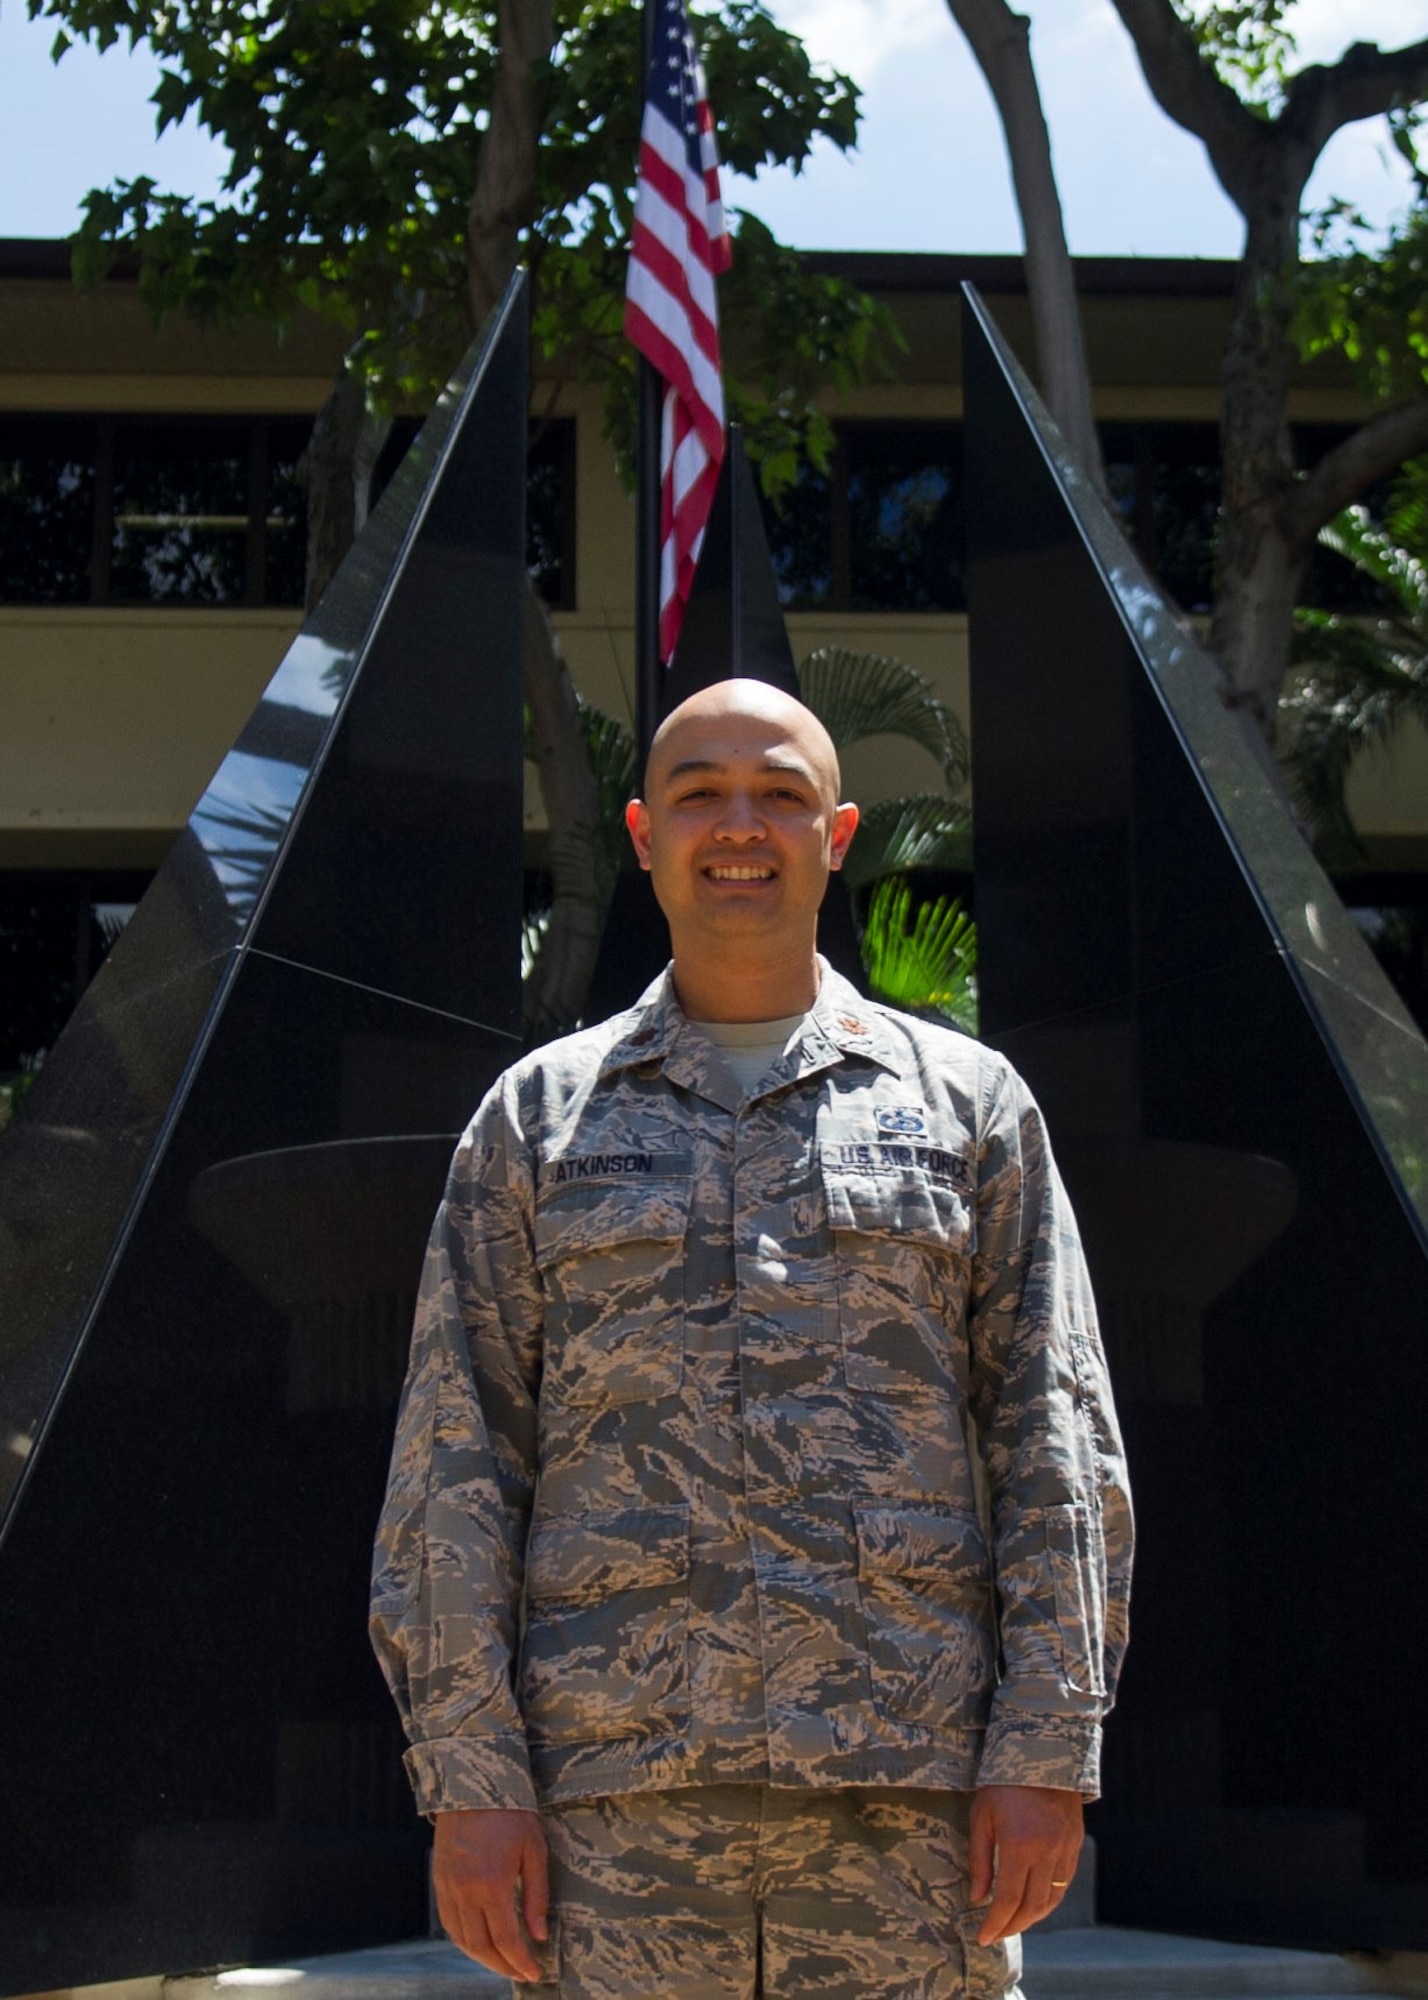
[625,798,653,871]
[829,801,860,872]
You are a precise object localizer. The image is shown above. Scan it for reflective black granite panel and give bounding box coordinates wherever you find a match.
[0,952,229,1490]
[1,278,527,1531]
[0,277,528,1992]
[249,394,526,1014]
[962,287,1428,1950]
[998,967,1428,1947]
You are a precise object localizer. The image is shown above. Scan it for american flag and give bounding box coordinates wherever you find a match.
[624,0,732,664]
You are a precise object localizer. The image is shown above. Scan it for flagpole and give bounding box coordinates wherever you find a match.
[635,0,662,763]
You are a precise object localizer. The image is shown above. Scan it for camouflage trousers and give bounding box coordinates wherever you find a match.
[523,1785,1023,1999]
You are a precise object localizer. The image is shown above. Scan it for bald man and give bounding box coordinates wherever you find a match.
[371,682,1131,1999]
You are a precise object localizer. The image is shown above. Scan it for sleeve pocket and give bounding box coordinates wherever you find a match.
[1045,1500,1107,1697]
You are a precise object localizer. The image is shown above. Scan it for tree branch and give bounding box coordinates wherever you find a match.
[944,0,1107,494]
[1105,0,1266,210]
[1283,395,1428,550]
[1282,39,1428,162]
[467,0,554,328]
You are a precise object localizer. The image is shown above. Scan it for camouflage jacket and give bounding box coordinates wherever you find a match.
[370,964,1132,1815]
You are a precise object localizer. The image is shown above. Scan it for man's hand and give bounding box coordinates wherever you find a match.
[969,1784,1083,1944]
[433,1808,550,1983]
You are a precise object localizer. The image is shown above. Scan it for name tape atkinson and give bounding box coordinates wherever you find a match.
[542,1151,694,1187]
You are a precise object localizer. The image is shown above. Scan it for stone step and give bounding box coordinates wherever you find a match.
[168,1940,504,1997]
[159,1928,1427,2000]
[1021,1926,1412,2000]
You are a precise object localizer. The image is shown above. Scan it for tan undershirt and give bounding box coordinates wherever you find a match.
[687,1012,809,1098]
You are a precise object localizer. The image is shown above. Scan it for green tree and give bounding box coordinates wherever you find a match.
[1107,0,1428,759]
[31,0,895,1036]
[943,1,1428,777]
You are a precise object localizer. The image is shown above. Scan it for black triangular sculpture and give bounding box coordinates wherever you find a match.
[962,284,1428,1951]
[660,424,800,715]
[0,275,529,1993]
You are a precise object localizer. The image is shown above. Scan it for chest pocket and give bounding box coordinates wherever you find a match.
[822,1161,974,1397]
[534,1176,693,1407]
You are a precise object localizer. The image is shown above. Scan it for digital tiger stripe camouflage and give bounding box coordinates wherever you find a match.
[526,1785,1023,1998]
[369,963,1132,1817]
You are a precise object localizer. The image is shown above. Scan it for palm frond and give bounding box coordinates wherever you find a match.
[798,647,969,791]
[576,698,640,868]
[1317,506,1427,620]
[1281,503,1428,857]
[859,876,978,1035]
[1284,643,1428,860]
[524,696,638,873]
[841,794,972,892]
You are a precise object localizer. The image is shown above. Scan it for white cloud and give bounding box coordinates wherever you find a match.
[1284,0,1428,62]
[766,0,953,85]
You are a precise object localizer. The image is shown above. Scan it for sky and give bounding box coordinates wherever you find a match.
[0,0,1425,257]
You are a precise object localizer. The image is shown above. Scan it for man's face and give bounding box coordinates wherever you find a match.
[625,685,858,954]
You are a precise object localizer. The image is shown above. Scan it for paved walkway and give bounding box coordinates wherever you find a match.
[162,1928,1428,2000]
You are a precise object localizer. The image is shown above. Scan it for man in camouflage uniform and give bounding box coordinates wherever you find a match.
[371,680,1132,1998]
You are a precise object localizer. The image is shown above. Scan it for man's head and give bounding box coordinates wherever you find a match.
[624,681,858,996]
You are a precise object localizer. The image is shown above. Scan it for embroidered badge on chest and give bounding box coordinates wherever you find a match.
[876,1106,928,1136]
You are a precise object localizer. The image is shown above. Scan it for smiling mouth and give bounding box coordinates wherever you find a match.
[704,864,775,882]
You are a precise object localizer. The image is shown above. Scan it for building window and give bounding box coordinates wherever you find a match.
[107,421,257,604]
[0,418,96,604]
[762,423,967,614]
[1100,422,1222,615]
[0,412,575,610]
[0,415,310,609]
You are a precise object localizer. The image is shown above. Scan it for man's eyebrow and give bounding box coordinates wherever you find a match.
[662,755,818,784]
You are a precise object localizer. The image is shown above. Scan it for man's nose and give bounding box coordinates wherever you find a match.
[713,792,765,839]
